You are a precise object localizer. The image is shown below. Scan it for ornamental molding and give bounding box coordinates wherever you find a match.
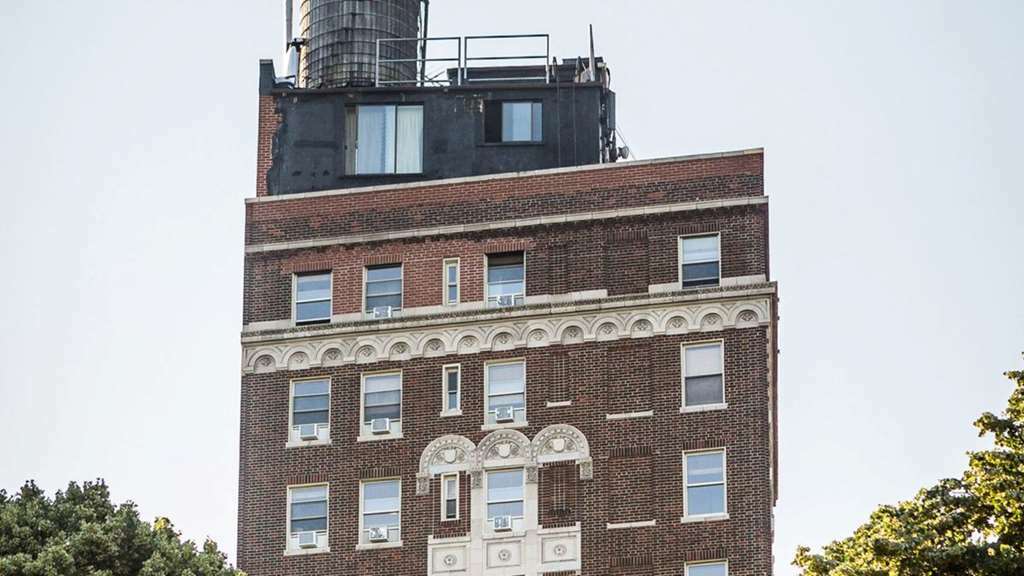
[242,296,771,374]
[416,425,592,495]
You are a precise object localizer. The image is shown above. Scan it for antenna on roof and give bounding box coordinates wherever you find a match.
[588,24,596,82]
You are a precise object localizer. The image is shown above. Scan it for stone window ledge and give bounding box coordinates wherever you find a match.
[680,403,728,414]
[285,439,332,449]
[356,433,404,443]
[680,513,729,524]
[356,540,403,551]
[283,546,330,556]
[481,421,529,432]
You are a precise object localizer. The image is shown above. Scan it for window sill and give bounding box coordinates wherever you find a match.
[356,540,403,551]
[285,438,332,449]
[440,517,461,523]
[283,546,330,556]
[680,513,729,524]
[481,421,529,431]
[482,530,527,540]
[357,433,404,443]
[546,400,572,408]
[680,403,728,414]
[479,141,544,147]
[440,409,463,418]
[606,410,653,420]
[606,519,656,530]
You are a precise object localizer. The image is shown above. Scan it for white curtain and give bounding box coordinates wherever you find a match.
[356,105,395,174]
[395,106,422,173]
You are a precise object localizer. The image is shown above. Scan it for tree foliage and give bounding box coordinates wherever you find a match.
[0,479,242,576]
[794,364,1024,575]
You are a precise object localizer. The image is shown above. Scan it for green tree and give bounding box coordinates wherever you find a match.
[794,363,1024,575]
[0,479,242,576]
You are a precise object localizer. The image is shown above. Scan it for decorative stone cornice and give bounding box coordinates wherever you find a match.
[241,288,774,374]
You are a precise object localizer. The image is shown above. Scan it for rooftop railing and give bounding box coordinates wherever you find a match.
[375,34,550,87]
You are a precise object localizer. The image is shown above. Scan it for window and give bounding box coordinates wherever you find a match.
[348,104,423,174]
[442,364,461,415]
[485,360,526,425]
[288,485,328,549]
[443,258,460,305]
[486,252,524,307]
[680,235,720,287]
[682,343,724,408]
[290,378,330,443]
[361,479,401,544]
[686,561,728,576]
[485,101,542,143]
[365,264,402,316]
[441,473,459,521]
[361,372,402,438]
[487,469,524,530]
[684,450,726,517]
[294,272,331,324]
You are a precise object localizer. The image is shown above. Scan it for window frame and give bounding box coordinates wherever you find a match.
[363,263,404,316]
[293,271,332,325]
[678,233,722,288]
[685,560,729,576]
[484,252,526,308]
[440,473,459,522]
[441,363,462,417]
[682,448,728,520]
[680,340,727,412]
[359,478,402,547]
[286,483,329,553]
[483,358,527,428]
[288,377,331,445]
[484,100,544,144]
[350,103,424,175]
[359,370,403,440]
[485,467,525,531]
[443,258,460,306]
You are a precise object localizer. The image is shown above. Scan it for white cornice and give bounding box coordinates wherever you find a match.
[245,196,768,254]
[241,287,774,374]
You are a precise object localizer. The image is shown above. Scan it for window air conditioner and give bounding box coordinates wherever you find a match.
[371,306,393,319]
[298,423,318,441]
[370,418,391,434]
[493,516,512,531]
[297,531,318,549]
[495,406,515,423]
[495,295,516,307]
[367,527,389,542]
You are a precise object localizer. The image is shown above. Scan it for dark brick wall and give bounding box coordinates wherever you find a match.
[237,328,773,575]
[242,205,767,324]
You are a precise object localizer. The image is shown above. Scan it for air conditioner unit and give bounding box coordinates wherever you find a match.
[494,295,517,307]
[370,418,391,434]
[297,531,318,549]
[492,516,512,531]
[367,527,389,542]
[495,406,515,423]
[298,423,318,441]
[371,306,393,319]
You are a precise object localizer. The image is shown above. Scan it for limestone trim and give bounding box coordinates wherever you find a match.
[416,425,593,495]
[242,294,772,374]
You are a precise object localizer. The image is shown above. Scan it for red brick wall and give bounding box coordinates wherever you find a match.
[242,206,767,324]
[237,328,772,575]
[256,95,282,197]
[244,152,763,245]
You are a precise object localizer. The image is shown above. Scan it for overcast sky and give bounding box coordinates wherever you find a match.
[1,1,1022,574]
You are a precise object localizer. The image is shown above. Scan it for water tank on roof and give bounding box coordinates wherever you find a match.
[299,0,421,88]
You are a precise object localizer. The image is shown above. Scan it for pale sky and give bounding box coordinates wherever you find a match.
[1,1,1021,574]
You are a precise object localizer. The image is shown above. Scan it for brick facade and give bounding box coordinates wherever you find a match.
[239,150,778,575]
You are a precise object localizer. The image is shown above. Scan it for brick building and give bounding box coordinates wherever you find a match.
[238,3,778,575]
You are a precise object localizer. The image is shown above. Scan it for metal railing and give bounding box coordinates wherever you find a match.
[375,34,550,87]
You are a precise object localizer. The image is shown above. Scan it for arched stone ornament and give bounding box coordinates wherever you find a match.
[532,424,590,467]
[418,435,476,494]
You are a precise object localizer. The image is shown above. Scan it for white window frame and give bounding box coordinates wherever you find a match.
[485,467,525,532]
[681,448,728,522]
[359,370,403,441]
[293,271,332,324]
[678,233,721,288]
[285,483,329,554]
[443,258,460,306]
[483,358,527,429]
[680,340,727,412]
[441,363,462,417]
[685,560,729,576]
[363,263,403,317]
[288,377,331,446]
[484,252,526,308]
[358,478,402,548]
[441,473,459,522]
